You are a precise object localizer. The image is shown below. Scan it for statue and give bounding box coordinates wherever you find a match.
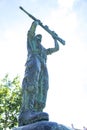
[18,7,65,126]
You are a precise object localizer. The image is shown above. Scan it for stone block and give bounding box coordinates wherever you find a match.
[13,121,60,130]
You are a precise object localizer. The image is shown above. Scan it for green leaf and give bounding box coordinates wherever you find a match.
[0,74,22,129]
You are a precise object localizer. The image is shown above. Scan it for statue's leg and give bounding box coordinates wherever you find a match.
[21,78,37,112]
[41,65,49,109]
[21,58,41,112]
[35,65,49,111]
[19,59,42,125]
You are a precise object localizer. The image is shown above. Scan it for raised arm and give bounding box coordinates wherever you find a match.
[27,21,39,50]
[46,38,59,55]
[27,21,38,41]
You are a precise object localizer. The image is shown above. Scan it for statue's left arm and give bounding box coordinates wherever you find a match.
[46,39,59,55]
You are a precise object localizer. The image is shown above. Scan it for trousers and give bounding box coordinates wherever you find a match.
[21,56,49,112]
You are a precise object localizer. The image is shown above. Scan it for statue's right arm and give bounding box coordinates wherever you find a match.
[27,21,38,42]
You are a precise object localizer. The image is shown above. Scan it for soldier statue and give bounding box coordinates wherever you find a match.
[19,6,65,126]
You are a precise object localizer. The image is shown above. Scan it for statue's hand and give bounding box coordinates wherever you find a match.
[36,19,42,25]
[51,31,58,40]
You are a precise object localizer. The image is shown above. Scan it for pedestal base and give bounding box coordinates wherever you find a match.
[18,111,49,126]
[13,121,60,130]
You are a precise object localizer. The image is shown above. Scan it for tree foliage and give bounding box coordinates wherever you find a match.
[0,74,22,129]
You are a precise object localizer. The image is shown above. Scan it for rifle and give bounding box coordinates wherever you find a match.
[19,6,65,45]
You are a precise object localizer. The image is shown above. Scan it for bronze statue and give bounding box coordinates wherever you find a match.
[19,7,65,126]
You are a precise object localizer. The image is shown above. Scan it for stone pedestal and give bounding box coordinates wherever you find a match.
[13,121,60,130]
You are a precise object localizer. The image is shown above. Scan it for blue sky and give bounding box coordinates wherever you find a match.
[0,0,87,129]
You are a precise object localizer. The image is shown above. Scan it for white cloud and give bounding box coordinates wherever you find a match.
[58,0,76,9]
[43,0,87,128]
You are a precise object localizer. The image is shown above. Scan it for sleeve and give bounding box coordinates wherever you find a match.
[46,39,59,55]
[27,21,38,50]
[27,21,38,40]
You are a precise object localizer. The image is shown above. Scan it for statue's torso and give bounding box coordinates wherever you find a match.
[26,38,47,66]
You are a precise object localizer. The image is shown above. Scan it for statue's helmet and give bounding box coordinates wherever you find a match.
[35,34,42,42]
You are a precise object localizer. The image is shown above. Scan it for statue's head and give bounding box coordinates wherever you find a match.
[35,34,42,44]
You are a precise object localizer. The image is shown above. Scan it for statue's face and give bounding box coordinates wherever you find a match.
[35,34,42,44]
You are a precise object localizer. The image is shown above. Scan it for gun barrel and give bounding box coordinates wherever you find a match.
[19,6,37,21]
[40,24,65,45]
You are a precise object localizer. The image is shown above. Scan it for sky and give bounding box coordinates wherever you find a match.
[0,0,87,129]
